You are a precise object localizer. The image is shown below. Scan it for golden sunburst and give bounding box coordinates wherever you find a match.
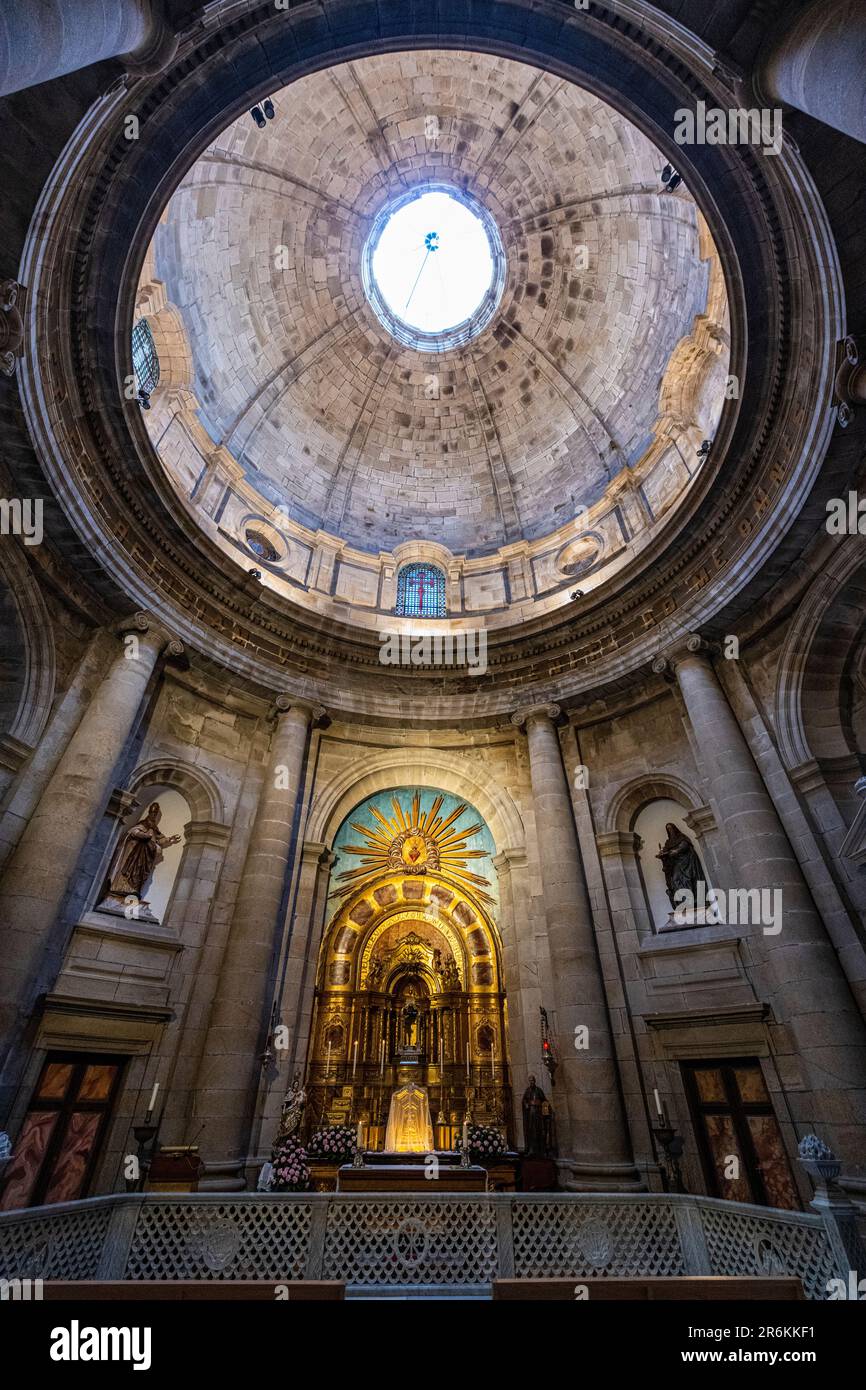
[332,791,493,901]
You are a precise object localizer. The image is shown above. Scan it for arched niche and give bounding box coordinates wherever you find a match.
[633,797,713,932]
[604,774,715,935]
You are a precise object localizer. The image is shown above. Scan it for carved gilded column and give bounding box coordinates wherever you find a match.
[0,614,178,1120]
[194,698,322,1183]
[657,636,866,1165]
[512,704,639,1189]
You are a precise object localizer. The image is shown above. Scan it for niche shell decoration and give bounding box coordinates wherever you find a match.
[334,791,494,901]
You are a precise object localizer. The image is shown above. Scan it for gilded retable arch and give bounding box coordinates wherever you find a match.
[309,753,525,854]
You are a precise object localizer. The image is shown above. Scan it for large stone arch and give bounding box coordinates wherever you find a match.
[307,750,525,853]
[774,537,866,770]
[0,541,55,754]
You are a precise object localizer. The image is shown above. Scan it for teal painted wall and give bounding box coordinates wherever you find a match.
[330,785,499,910]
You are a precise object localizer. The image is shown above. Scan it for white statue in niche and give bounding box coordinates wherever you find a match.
[384,1079,434,1153]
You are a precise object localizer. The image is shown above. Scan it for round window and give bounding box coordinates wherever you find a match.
[362,186,505,352]
[246,529,278,562]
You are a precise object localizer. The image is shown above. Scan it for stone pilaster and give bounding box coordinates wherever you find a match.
[492,847,539,1141]
[194,698,323,1181]
[0,614,176,1121]
[512,703,639,1189]
[257,841,336,1159]
[657,636,866,1164]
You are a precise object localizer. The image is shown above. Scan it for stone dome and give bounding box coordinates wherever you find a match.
[147,50,727,561]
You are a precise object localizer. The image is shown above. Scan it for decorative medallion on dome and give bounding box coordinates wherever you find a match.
[335,791,492,899]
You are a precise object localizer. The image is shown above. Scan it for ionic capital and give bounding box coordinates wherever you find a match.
[115,612,183,656]
[511,702,562,730]
[651,633,713,679]
[271,695,327,725]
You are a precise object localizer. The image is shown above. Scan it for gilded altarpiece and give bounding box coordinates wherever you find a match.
[306,790,511,1148]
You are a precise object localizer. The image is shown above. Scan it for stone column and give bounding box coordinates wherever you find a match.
[0,0,177,97]
[0,614,173,1120]
[757,0,866,144]
[658,637,866,1163]
[512,704,639,1189]
[194,698,322,1183]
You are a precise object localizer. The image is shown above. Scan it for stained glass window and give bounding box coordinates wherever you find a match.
[132,318,160,398]
[396,563,446,618]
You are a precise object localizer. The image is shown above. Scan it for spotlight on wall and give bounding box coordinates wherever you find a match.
[250,106,266,129]
[570,589,584,601]
[661,163,682,191]
[263,98,276,121]
[137,388,151,410]
[249,568,262,580]
[696,438,711,460]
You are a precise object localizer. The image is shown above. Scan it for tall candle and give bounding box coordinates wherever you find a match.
[326,1040,332,1077]
[380,1039,385,1075]
[352,1041,358,1078]
[462,1119,469,1150]
[356,1120,364,1153]
[146,1082,159,1116]
[466,1043,470,1077]
[653,1088,663,1119]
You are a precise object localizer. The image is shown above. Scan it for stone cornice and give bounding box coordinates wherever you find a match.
[596,830,642,859]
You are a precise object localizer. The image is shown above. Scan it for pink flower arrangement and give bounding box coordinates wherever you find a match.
[270,1135,311,1191]
[307,1124,358,1163]
[456,1124,506,1161]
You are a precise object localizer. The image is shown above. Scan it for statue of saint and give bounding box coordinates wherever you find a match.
[656,822,706,912]
[522,1074,550,1156]
[402,999,420,1048]
[433,948,459,991]
[105,802,181,905]
[276,1071,306,1143]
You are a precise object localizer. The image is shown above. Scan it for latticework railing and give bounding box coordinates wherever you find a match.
[0,1191,849,1296]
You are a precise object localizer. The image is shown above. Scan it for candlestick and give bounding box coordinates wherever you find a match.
[146,1082,159,1116]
